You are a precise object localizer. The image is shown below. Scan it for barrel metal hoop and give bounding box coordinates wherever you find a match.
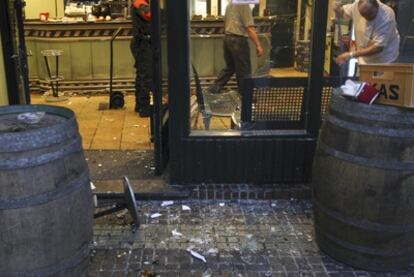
[315,225,414,257]
[331,92,414,125]
[11,243,90,277]
[325,113,414,138]
[0,118,78,153]
[318,140,414,171]
[0,138,82,170]
[0,105,78,152]
[314,200,414,233]
[0,170,90,210]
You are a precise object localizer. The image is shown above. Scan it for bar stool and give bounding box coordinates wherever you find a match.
[41,49,67,102]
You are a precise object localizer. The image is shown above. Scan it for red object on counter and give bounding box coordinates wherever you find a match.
[357,83,380,104]
[40,12,49,22]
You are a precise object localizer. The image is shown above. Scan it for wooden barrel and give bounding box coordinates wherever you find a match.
[0,105,93,276]
[313,90,414,271]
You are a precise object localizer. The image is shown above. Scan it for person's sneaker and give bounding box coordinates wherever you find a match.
[138,106,152,118]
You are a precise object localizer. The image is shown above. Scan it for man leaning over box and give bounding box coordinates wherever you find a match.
[334,0,400,65]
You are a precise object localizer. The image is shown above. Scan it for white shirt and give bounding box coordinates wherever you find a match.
[343,0,400,64]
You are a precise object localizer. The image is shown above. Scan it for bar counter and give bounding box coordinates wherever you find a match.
[25,18,272,93]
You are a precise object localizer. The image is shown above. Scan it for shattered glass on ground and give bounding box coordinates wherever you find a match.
[89,200,414,277]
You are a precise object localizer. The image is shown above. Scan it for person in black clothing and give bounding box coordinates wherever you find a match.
[130,0,152,117]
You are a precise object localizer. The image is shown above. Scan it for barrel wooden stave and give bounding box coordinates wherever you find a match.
[0,105,93,277]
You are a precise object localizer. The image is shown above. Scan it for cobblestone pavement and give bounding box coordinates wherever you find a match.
[89,200,414,277]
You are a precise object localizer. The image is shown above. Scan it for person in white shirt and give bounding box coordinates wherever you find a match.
[334,0,400,65]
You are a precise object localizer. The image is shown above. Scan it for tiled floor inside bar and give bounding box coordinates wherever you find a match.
[31,94,152,151]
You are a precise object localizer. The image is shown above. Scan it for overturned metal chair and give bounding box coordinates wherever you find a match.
[191,64,240,130]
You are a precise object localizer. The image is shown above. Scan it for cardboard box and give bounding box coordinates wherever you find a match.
[359,63,414,108]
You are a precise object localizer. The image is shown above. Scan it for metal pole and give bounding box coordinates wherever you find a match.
[55,55,59,97]
[0,0,22,104]
[15,0,31,104]
[55,0,58,18]
[43,55,56,97]
[306,0,329,137]
[207,0,211,15]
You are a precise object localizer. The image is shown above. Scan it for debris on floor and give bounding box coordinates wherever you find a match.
[202,268,212,277]
[160,201,174,207]
[182,205,191,211]
[89,200,414,276]
[187,249,207,263]
[171,229,183,238]
[150,213,162,219]
[140,270,158,277]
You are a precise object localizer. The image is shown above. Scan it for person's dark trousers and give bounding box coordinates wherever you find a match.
[130,36,152,112]
[210,35,251,94]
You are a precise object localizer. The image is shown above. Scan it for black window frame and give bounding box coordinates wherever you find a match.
[165,0,330,184]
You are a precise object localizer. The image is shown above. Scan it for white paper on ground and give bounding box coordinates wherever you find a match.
[182,205,191,211]
[150,213,162,218]
[161,201,174,207]
[172,229,183,237]
[188,249,207,263]
[207,248,219,255]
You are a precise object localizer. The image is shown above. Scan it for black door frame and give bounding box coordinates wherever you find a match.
[165,0,329,184]
[152,0,169,175]
[0,0,30,105]
[0,0,21,104]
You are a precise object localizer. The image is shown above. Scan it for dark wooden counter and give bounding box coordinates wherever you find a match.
[24,18,273,39]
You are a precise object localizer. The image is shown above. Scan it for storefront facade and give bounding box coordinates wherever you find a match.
[1,0,413,184]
